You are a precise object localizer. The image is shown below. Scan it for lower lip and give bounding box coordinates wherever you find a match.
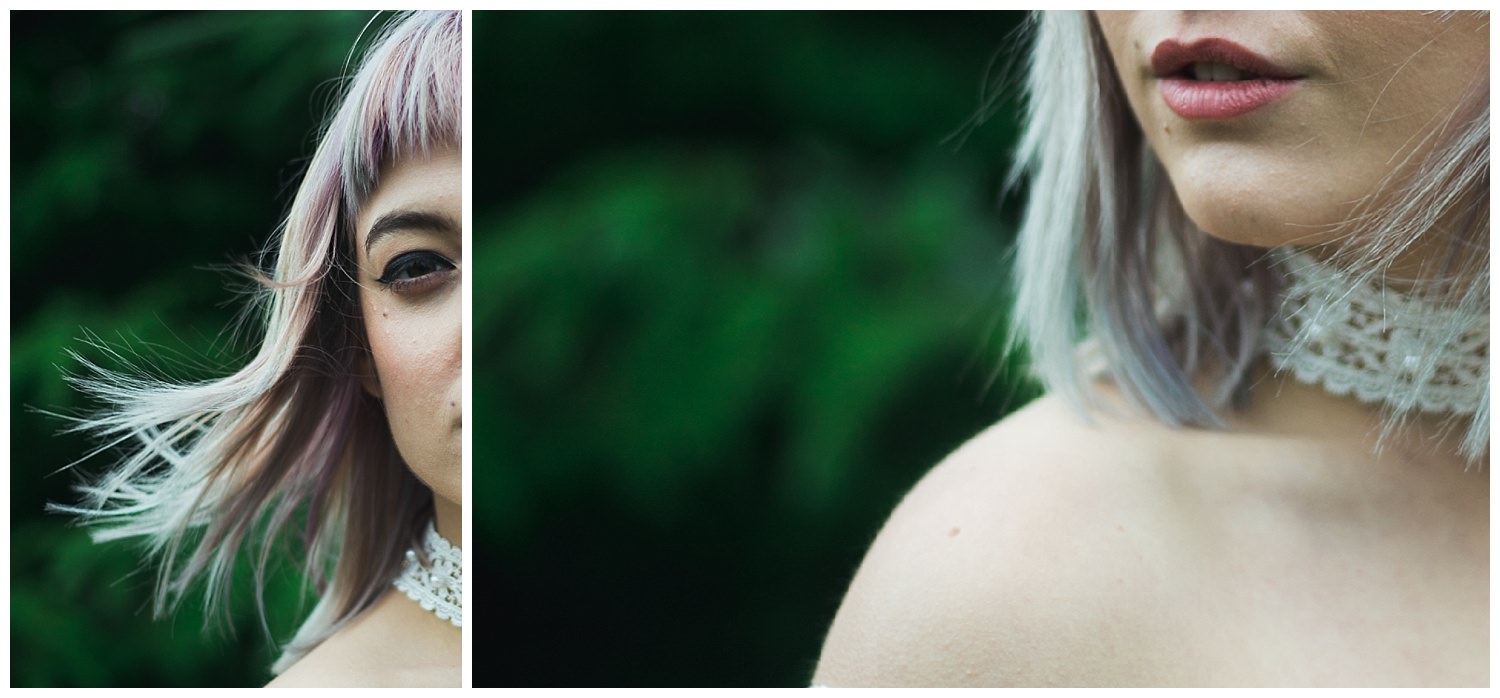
[1159,78,1297,120]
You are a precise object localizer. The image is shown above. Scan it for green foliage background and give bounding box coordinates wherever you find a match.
[12,9,1041,688]
[10,10,381,687]
[475,11,1038,687]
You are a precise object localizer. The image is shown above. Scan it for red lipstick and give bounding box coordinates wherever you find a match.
[1151,38,1302,120]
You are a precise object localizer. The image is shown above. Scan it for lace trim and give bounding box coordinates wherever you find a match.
[1264,248,1487,415]
[393,522,462,628]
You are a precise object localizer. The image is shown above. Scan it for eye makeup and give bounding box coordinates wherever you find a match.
[374,250,457,294]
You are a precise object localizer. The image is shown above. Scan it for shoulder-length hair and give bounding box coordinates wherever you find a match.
[54,10,462,673]
[1009,11,1488,461]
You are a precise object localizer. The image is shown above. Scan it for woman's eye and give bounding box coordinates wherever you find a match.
[376,251,456,289]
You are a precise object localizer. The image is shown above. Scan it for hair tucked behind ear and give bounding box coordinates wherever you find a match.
[52,10,462,675]
[1008,10,1488,461]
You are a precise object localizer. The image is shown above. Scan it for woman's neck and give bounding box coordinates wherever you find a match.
[434,494,462,548]
[1238,363,1487,501]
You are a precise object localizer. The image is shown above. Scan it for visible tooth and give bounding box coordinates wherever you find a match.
[1190,62,1250,81]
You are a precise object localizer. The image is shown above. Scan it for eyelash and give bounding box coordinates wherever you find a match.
[375,251,457,293]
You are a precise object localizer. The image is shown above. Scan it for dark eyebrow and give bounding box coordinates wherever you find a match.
[364,210,460,258]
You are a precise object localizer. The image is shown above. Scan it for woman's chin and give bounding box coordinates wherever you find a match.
[1171,176,1347,249]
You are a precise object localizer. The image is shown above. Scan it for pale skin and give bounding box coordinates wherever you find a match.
[814,12,1487,687]
[1097,11,1488,274]
[269,146,463,687]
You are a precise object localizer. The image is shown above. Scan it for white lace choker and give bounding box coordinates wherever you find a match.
[393,522,462,628]
[1264,247,1487,415]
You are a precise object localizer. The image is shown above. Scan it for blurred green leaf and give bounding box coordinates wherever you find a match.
[12,10,376,687]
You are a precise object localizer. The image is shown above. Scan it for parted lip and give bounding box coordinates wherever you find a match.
[1151,38,1302,80]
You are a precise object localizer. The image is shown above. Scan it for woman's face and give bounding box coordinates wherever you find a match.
[355,146,462,508]
[1094,11,1488,248]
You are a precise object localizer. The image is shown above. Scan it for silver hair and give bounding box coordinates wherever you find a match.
[51,10,462,675]
[1008,11,1488,461]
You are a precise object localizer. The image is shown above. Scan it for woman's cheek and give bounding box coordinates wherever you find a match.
[365,295,462,492]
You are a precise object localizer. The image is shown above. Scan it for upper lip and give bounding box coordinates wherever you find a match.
[1151,38,1302,80]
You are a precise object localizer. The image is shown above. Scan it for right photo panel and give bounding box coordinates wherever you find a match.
[476,9,1491,689]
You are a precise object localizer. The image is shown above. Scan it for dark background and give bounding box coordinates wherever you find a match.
[10,10,383,687]
[10,9,1040,689]
[473,11,1037,687]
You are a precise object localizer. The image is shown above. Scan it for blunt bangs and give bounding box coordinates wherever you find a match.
[339,10,463,214]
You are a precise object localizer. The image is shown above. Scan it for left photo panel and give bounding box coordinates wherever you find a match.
[11,10,464,687]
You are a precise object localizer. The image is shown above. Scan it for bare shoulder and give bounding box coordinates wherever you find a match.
[813,391,1197,687]
[266,592,460,688]
[268,655,455,688]
[265,632,383,688]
